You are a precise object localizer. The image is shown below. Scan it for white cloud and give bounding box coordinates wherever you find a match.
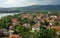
[5,0,17,4]
[0,0,35,7]
[0,0,60,8]
[36,0,52,5]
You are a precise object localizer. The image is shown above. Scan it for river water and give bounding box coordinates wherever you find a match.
[0,13,19,19]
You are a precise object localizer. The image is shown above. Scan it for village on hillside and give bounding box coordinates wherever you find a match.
[0,11,60,38]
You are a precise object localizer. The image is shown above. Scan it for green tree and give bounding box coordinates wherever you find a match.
[54,21,59,26]
[0,15,13,29]
[33,28,56,38]
[14,24,30,35]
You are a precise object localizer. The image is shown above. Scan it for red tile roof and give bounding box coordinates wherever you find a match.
[53,26,60,31]
[12,18,17,23]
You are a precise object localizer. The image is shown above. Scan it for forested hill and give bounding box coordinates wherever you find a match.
[0,5,60,13]
[17,5,60,11]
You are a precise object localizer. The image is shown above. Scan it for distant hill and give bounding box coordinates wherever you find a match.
[0,5,60,13]
[18,5,60,11]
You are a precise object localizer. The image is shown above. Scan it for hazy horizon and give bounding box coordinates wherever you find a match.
[0,0,60,8]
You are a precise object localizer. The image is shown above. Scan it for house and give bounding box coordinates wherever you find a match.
[53,26,60,35]
[23,23,30,28]
[33,17,38,22]
[50,16,58,21]
[20,14,29,19]
[47,26,60,35]
[9,26,14,36]
[20,14,33,20]
[31,21,40,32]
[0,29,9,37]
[49,22,54,26]
[53,26,60,32]
[28,15,33,20]
[9,26,15,31]
[36,15,41,20]
[50,16,58,18]
[9,34,20,38]
[11,18,18,26]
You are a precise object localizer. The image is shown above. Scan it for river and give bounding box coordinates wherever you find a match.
[0,13,19,19]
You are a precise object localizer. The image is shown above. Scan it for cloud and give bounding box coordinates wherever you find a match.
[5,0,17,4]
[0,0,35,7]
[0,0,60,8]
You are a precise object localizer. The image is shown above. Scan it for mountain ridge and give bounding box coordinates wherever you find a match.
[0,5,60,13]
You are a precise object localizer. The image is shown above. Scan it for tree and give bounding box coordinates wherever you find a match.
[40,20,49,29]
[0,15,13,29]
[54,21,60,26]
[33,28,56,38]
[14,24,30,35]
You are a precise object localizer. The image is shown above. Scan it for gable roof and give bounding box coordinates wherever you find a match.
[53,26,60,31]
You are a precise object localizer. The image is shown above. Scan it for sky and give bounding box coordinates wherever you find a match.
[0,0,60,8]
